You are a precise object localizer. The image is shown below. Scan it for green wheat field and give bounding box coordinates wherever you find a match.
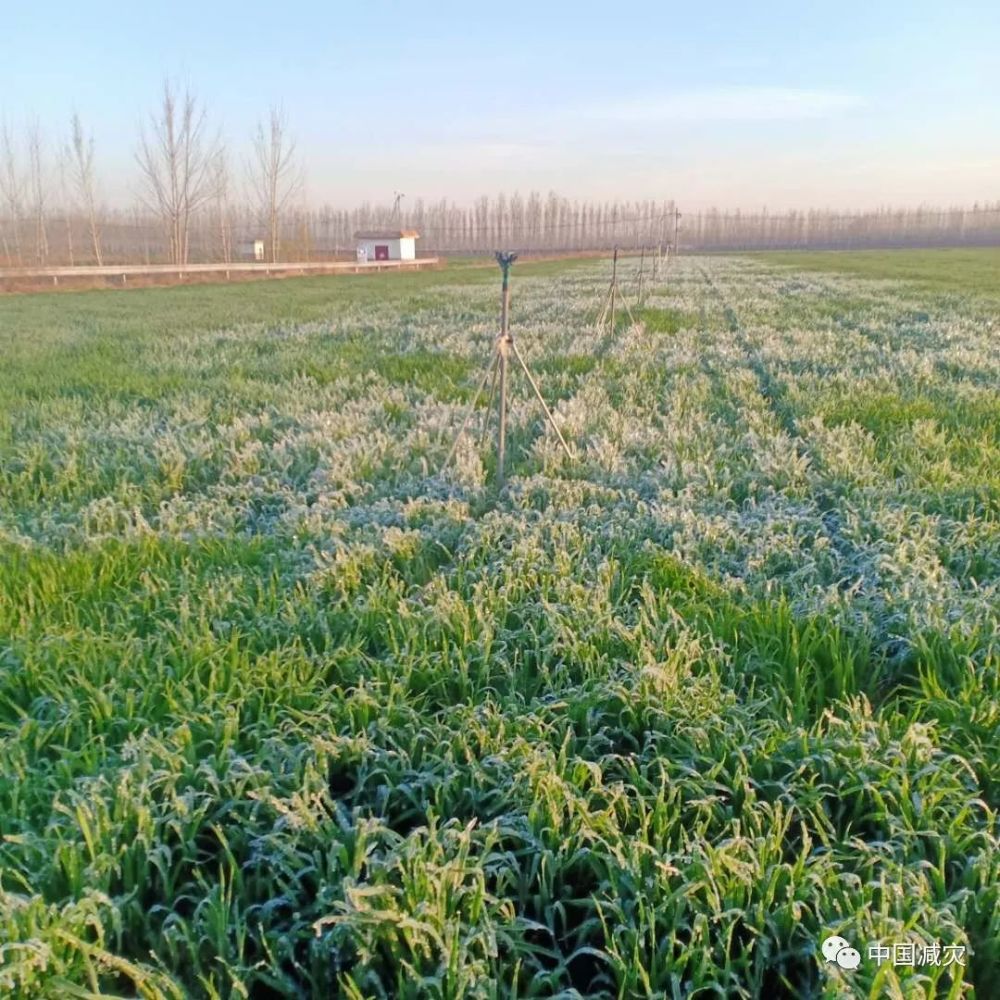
[2,250,999,998]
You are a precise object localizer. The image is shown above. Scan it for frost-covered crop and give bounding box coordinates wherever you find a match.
[1,255,998,997]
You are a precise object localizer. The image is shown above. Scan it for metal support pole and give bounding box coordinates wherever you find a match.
[500,257,511,341]
[444,250,570,487]
[495,251,517,488]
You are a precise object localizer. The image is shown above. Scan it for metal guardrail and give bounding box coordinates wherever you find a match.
[0,257,441,289]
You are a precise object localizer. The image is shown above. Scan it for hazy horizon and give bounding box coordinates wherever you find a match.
[3,0,999,212]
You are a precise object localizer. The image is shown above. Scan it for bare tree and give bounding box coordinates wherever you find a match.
[249,105,301,263]
[68,113,103,265]
[0,121,25,265]
[55,143,75,265]
[131,204,151,265]
[136,80,220,265]
[212,149,233,263]
[26,121,49,263]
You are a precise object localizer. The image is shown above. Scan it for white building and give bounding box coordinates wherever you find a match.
[354,229,419,262]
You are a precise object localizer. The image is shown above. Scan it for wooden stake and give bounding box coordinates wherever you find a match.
[596,289,611,330]
[622,295,638,327]
[478,356,499,447]
[610,246,618,333]
[497,335,509,487]
[510,339,573,460]
[442,350,498,472]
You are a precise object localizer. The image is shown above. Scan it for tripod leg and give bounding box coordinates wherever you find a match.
[622,296,638,327]
[478,355,500,447]
[497,339,510,487]
[442,349,499,472]
[596,282,613,330]
[510,340,574,461]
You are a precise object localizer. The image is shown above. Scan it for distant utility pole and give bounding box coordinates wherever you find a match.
[392,191,405,221]
[673,208,681,257]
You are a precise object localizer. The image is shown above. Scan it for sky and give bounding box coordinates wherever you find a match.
[2,0,999,211]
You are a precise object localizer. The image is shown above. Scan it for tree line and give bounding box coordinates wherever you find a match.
[2,81,998,268]
[1,82,301,268]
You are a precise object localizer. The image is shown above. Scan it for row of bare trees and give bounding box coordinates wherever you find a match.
[680,205,1000,251]
[304,198,1000,254]
[2,79,999,267]
[1,81,301,267]
[10,189,998,267]
[1,121,47,265]
[134,85,301,265]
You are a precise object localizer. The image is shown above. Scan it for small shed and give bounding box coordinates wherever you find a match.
[354,229,419,262]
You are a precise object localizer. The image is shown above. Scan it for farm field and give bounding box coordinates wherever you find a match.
[753,247,1000,298]
[1,253,999,998]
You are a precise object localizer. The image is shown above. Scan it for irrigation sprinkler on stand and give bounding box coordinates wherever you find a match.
[442,251,573,488]
[595,245,637,333]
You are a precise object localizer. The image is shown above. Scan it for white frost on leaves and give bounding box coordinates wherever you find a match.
[3,254,997,664]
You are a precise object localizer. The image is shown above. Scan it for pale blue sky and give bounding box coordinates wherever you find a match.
[3,0,998,209]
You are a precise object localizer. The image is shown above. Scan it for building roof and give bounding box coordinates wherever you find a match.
[354,229,420,240]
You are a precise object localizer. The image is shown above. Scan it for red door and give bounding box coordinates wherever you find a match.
[374,245,390,261]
